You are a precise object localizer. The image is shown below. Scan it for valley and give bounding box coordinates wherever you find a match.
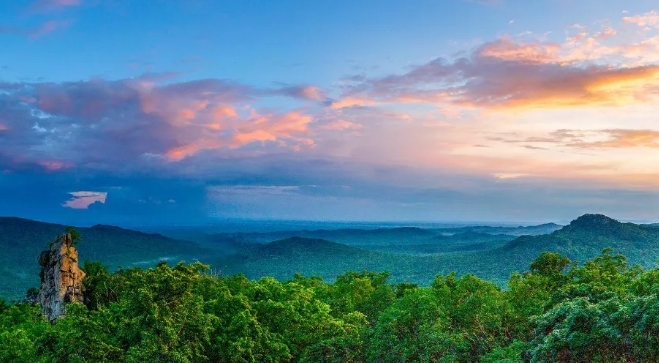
[2,214,658,300]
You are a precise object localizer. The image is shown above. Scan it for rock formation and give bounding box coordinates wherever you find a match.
[38,233,86,321]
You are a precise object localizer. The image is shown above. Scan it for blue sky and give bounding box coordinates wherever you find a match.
[1,0,658,225]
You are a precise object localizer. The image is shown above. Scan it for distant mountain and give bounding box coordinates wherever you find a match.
[203,224,556,251]
[431,223,562,236]
[216,237,393,282]
[362,232,516,254]
[501,214,659,267]
[209,227,436,247]
[216,214,659,287]
[0,217,214,299]
[4,214,654,299]
[257,237,368,257]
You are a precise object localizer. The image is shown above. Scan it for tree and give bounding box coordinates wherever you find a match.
[66,226,82,247]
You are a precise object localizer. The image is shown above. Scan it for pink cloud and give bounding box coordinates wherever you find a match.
[298,86,325,101]
[62,191,107,209]
[0,124,7,131]
[164,110,314,161]
[623,10,659,28]
[331,96,379,109]
[593,27,617,40]
[321,120,364,131]
[38,161,72,171]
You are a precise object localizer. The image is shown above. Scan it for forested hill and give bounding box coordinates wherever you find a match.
[197,222,561,247]
[500,214,659,268]
[0,217,213,298]
[216,214,659,287]
[2,214,658,299]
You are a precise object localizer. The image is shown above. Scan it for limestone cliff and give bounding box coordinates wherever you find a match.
[38,233,86,321]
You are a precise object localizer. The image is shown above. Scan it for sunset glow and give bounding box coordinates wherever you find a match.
[0,0,657,224]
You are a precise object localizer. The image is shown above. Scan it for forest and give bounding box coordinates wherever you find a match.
[2,247,659,362]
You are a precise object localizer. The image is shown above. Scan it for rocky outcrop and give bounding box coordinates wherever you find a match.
[38,233,85,321]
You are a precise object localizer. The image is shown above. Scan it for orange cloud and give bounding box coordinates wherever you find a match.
[166,140,223,161]
[477,38,561,63]
[234,129,276,144]
[333,11,659,112]
[493,129,659,150]
[165,110,314,161]
[568,129,659,149]
[204,105,238,130]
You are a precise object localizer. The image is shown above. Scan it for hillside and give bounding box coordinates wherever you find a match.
[216,237,398,282]
[0,217,214,298]
[364,232,516,254]
[500,214,659,268]
[3,214,658,298]
[203,223,554,252]
[209,227,436,247]
[217,214,659,287]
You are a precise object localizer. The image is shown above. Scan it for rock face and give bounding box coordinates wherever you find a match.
[38,233,86,321]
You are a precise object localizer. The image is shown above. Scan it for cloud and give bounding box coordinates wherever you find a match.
[38,161,72,171]
[62,191,107,209]
[207,185,300,196]
[622,10,659,28]
[332,11,659,111]
[163,109,314,161]
[320,120,364,131]
[493,173,528,179]
[275,85,326,101]
[330,96,380,109]
[0,75,321,170]
[566,129,659,149]
[0,20,71,39]
[477,37,562,63]
[463,0,501,5]
[339,56,659,110]
[29,0,81,13]
[492,129,659,149]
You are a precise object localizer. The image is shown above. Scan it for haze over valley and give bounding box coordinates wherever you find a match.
[1,0,659,361]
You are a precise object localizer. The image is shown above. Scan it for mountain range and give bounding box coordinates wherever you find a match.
[1,214,658,299]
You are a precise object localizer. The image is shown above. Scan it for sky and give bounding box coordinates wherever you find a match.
[1,0,658,226]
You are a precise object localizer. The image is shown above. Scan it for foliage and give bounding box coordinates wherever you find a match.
[1,248,659,362]
[66,226,82,247]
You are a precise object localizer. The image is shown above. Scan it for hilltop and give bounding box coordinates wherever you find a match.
[0,217,214,298]
[217,237,391,282]
[500,214,659,269]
